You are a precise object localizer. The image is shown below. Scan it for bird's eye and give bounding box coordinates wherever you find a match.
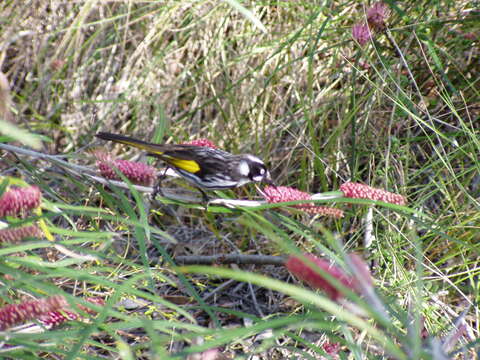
[259,168,265,175]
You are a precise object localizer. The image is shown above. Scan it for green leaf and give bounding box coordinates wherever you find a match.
[222,0,267,33]
[0,119,42,149]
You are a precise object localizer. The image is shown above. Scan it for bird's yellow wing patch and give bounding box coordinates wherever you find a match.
[167,158,201,173]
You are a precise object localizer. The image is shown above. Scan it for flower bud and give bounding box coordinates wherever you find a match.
[263,186,344,218]
[340,182,406,205]
[0,186,42,218]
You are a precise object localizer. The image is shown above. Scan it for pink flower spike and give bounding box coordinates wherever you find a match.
[38,310,78,329]
[263,186,344,218]
[263,186,312,203]
[200,348,221,360]
[340,182,406,205]
[302,205,344,218]
[182,139,217,149]
[0,225,42,244]
[323,341,341,357]
[352,24,372,46]
[0,186,42,218]
[285,254,355,301]
[347,253,374,293]
[367,2,389,31]
[37,297,104,329]
[462,32,476,40]
[77,297,105,315]
[0,295,68,331]
[94,151,156,186]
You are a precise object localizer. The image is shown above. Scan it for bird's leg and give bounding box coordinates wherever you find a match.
[196,187,210,203]
[151,166,169,200]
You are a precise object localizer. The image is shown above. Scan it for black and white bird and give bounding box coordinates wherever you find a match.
[96,132,273,199]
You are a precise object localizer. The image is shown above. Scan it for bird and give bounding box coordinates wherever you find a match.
[95,132,274,200]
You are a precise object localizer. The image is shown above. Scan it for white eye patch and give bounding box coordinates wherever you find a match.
[259,168,265,175]
[245,155,264,164]
[238,161,250,176]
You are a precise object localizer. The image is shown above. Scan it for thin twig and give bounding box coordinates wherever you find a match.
[248,282,265,317]
[208,198,266,207]
[202,279,237,301]
[173,254,286,266]
[0,142,96,175]
[53,244,98,262]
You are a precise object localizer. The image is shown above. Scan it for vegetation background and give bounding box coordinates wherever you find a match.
[0,0,478,359]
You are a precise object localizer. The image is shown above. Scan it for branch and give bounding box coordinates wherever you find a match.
[173,254,287,266]
[0,142,96,175]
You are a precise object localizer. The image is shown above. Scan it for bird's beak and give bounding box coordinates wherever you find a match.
[264,171,275,186]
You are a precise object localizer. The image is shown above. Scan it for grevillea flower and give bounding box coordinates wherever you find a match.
[462,32,476,40]
[367,2,389,31]
[38,297,105,329]
[323,342,341,359]
[286,254,355,300]
[340,182,406,205]
[0,186,42,218]
[346,253,374,300]
[38,309,78,328]
[0,225,42,243]
[76,296,105,314]
[352,24,372,46]
[0,295,68,331]
[94,151,156,186]
[420,316,429,339]
[262,186,344,218]
[182,139,217,149]
[198,348,221,360]
[50,59,66,71]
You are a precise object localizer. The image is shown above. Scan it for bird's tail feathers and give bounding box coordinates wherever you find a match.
[96,132,165,155]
